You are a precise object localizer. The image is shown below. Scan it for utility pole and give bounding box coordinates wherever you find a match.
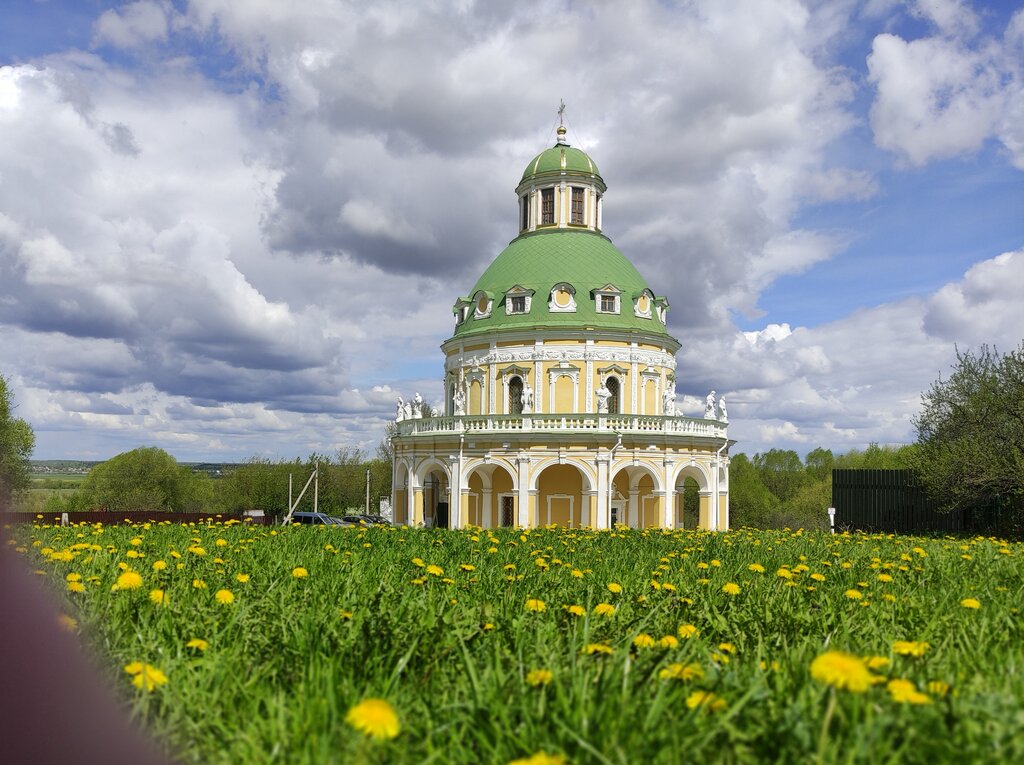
[365,468,371,515]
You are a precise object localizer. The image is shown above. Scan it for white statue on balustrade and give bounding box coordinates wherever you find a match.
[596,382,611,414]
[662,387,676,416]
[453,386,466,416]
[412,392,423,419]
[704,390,717,419]
[396,396,405,422]
[521,383,534,414]
[717,395,728,423]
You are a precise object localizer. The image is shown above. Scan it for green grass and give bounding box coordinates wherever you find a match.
[13,522,1024,764]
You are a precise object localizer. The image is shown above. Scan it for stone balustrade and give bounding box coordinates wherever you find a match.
[396,413,727,439]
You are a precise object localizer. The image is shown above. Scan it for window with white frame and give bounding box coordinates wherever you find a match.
[593,285,622,314]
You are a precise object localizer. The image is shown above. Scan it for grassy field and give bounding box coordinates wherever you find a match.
[10,521,1024,764]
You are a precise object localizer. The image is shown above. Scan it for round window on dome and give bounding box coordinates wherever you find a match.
[638,295,649,311]
[555,290,571,307]
[549,284,577,313]
[477,297,489,312]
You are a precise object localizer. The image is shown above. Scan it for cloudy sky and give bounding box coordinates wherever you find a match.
[1,0,1021,462]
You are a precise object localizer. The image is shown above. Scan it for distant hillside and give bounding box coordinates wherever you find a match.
[30,460,243,478]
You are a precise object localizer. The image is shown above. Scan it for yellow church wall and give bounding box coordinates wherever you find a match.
[394,489,407,524]
[644,379,656,414]
[718,495,728,530]
[496,341,521,348]
[698,494,711,531]
[528,493,538,527]
[548,496,572,526]
[469,379,483,415]
[537,464,583,527]
[554,375,575,412]
[541,338,585,345]
[641,495,661,528]
[413,489,424,526]
[462,343,489,352]
[601,341,630,348]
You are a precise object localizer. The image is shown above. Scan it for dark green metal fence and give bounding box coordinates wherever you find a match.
[831,470,964,534]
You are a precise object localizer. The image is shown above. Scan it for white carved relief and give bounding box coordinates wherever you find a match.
[445,346,676,373]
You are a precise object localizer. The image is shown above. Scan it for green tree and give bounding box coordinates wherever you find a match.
[835,442,916,470]
[752,449,809,502]
[76,447,212,512]
[0,376,36,507]
[804,447,834,482]
[912,343,1024,516]
[728,453,781,527]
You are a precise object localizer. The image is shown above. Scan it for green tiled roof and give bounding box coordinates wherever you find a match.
[520,144,602,185]
[451,229,671,339]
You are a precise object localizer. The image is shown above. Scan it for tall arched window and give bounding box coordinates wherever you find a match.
[606,377,620,414]
[508,376,524,415]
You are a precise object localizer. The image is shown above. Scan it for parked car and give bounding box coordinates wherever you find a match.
[287,511,349,526]
[339,514,392,526]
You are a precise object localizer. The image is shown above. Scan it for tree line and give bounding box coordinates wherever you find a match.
[36,447,393,518]
[3,341,1021,528]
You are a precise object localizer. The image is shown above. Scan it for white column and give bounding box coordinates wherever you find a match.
[595,455,609,530]
[517,456,530,527]
[628,490,639,529]
[450,458,463,529]
[663,459,676,529]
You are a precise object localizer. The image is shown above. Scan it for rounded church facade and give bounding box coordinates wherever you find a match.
[392,123,731,530]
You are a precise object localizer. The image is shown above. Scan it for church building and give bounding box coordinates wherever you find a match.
[391,121,731,530]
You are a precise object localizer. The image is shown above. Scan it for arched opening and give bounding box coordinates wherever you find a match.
[536,463,589,528]
[673,466,710,530]
[464,463,516,528]
[610,464,662,528]
[508,376,523,415]
[677,477,700,529]
[423,469,449,528]
[447,383,455,416]
[606,376,620,414]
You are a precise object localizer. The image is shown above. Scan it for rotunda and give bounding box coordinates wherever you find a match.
[391,123,731,530]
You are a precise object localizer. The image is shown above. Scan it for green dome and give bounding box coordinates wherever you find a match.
[520,143,602,186]
[451,229,670,340]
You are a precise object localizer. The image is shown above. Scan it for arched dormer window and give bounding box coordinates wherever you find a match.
[473,291,493,319]
[549,282,576,313]
[633,289,654,319]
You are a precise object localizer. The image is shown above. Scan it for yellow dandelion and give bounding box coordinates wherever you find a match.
[810,651,873,693]
[593,602,616,617]
[425,564,444,577]
[186,638,209,651]
[124,662,168,692]
[345,698,400,740]
[507,753,566,765]
[686,690,726,712]
[776,567,794,579]
[113,571,143,591]
[607,582,622,593]
[565,604,586,617]
[844,589,863,600]
[571,569,584,578]
[748,563,765,573]
[152,560,167,571]
[865,656,890,670]
[292,567,309,578]
[877,573,894,582]
[526,669,553,686]
[658,635,679,649]
[678,624,700,639]
[66,572,81,582]
[887,678,932,705]
[67,581,86,593]
[57,614,78,632]
[960,598,981,609]
[583,643,613,655]
[722,582,741,596]
[892,640,930,657]
[411,557,425,567]
[525,598,546,613]
[659,662,704,681]
[810,572,825,582]
[460,563,476,572]
[927,680,950,696]
[633,633,656,649]
[214,589,235,605]
[149,589,167,605]
[235,573,250,583]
